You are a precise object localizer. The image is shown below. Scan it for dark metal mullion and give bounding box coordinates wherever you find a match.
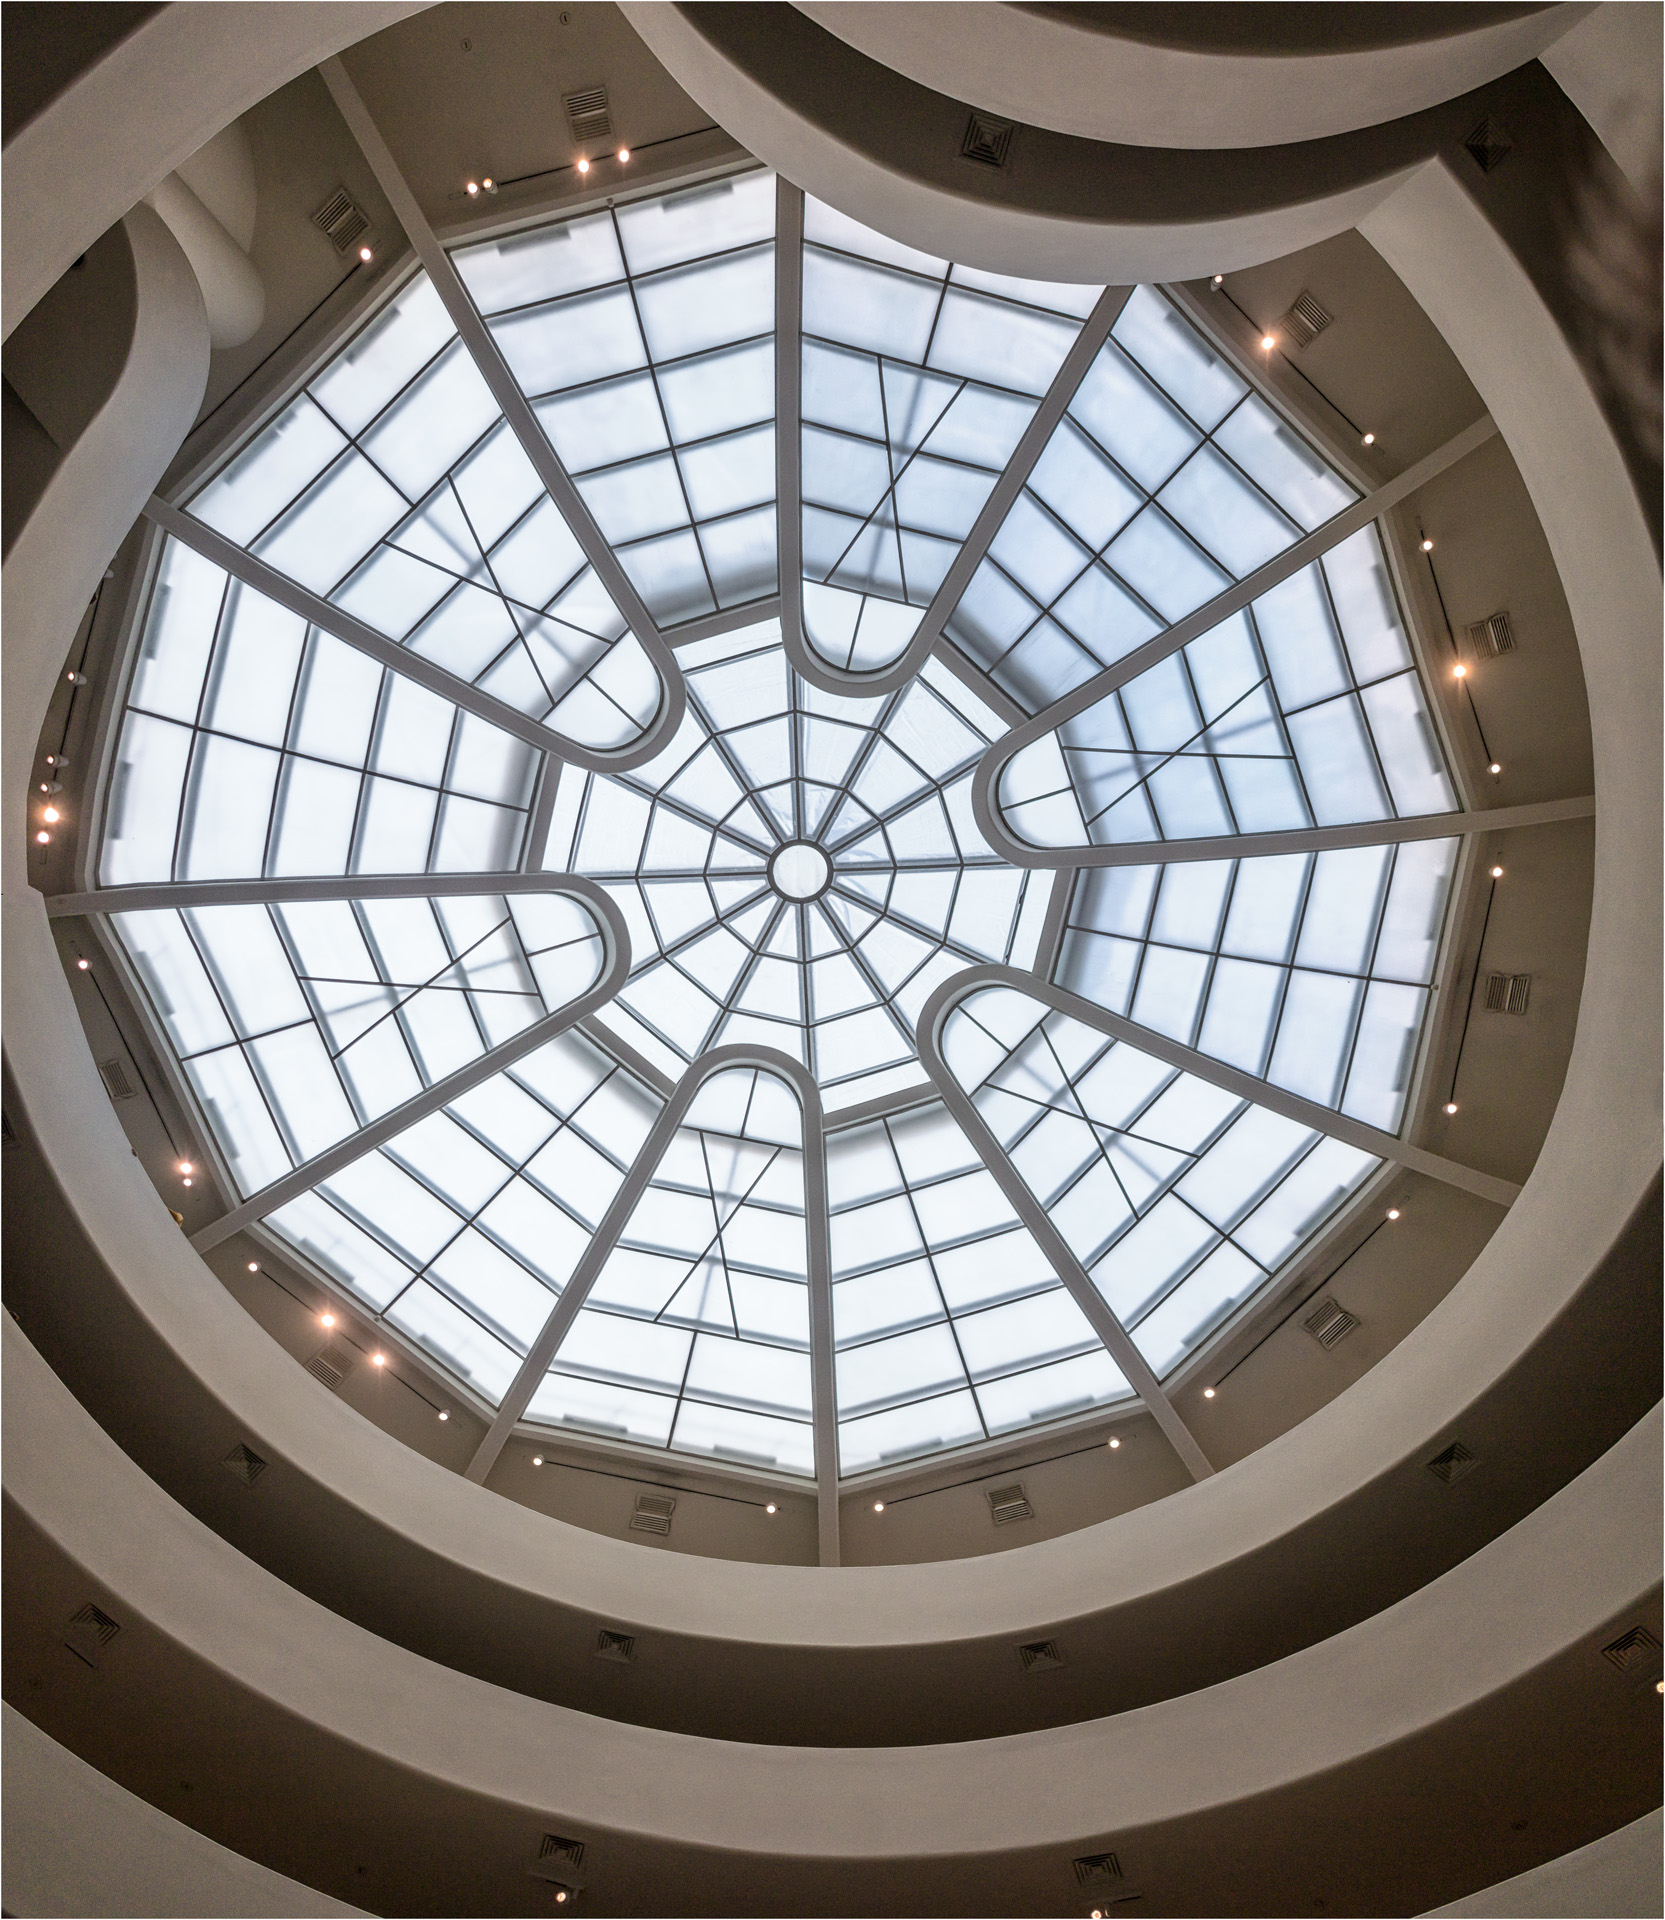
[1311,546,1399,812]
[1191,857,1244,1054]
[442,475,564,713]
[344,664,395,874]
[529,327,774,409]
[815,892,925,1058]
[609,206,723,615]
[263,902,379,1129]
[486,236,774,328]
[1174,638,1243,838]
[1255,853,1319,1080]
[1243,602,1321,828]
[1075,670,1274,838]
[885,1113,991,1441]
[1198,392,1312,544]
[169,572,235,880]
[1332,841,1399,1115]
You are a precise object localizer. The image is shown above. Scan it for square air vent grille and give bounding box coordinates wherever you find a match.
[594,1629,635,1663]
[1602,1626,1662,1679]
[1485,972,1531,1015]
[1277,290,1333,350]
[961,110,1015,169]
[1427,1440,1478,1484]
[98,1055,137,1101]
[987,1482,1033,1525]
[1074,1852,1124,1886]
[630,1492,676,1535]
[305,1343,355,1390]
[529,1833,590,1886]
[1466,611,1516,657]
[565,86,612,143]
[222,1442,268,1487]
[1304,1298,1361,1350]
[64,1602,120,1667]
[1017,1637,1064,1671]
[312,186,370,254]
[1464,116,1512,174]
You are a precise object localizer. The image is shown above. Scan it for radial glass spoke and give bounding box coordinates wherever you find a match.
[453,173,778,628]
[1054,839,1458,1131]
[269,1029,662,1403]
[103,537,542,890]
[528,1063,814,1471]
[945,286,1359,714]
[937,983,1381,1378]
[186,274,670,755]
[828,1098,1131,1472]
[992,523,1455,853]
[797,199,1100,676]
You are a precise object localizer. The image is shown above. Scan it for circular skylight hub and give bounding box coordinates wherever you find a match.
[769,840,832,901]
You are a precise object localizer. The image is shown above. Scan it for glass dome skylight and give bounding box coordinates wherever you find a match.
[84,162,1497,1521]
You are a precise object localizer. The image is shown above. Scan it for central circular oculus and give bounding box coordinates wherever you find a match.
[768,840,831,902]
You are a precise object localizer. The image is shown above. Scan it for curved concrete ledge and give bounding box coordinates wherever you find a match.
[795,2,1588,151]
[1,1703,366,1920]
[1425,1806,1663,1918]
[7,1314,1659,1915]
[2,99,1660,1752]
[2,1,428,342]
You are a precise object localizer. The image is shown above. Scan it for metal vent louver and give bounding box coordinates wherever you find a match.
[987,1482,1034,1525]
[1074,1852,1124,1886]
[1601,1626,1662,1679]
[1017,1637,1064,1671]
[98,1055,137,1101]
[1464,116,1512,174]
[222,1442,268,1487]
[1467,611,1516,657]
[1427,1440,1478,1484]
[565,86,612,143]
[64,1602,120,1667]
[305,1343,356,1390]
[311,187,370,255]
[1304,1298,1361,1350]
[1277,290,1333,350]
[594,1628,635,1663]
[960,111,1016,169]
[529,1833,590,1888]
[630,1492,676,1535]
[1485,972,1532,1015]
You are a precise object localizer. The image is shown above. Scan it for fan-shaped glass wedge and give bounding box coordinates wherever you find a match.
[542,617,1056,1108]
[945,286,1360,712]
[267,1029,662,1402]
[528,1064,815,1471]
[187,275,670,754]
[111,889,611,1196]
[799,198,1101,675]
[939,985,1380,1377]
[102,537,541,886]
[994,525,1456,850]
[829,1098,1131,1473]
[1054,840,1458,1130]
[453,172,778,625]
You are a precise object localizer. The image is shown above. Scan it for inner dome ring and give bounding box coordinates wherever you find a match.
[768,839,833,901]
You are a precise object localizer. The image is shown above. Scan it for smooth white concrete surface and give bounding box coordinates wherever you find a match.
[7,1310,1659,1880]
[2,0,427,341]
[1541,1,1665,194]
[619,2,1425,284]
[1,1703,368,1919]
[796,2,1593,151]
[145,173,266,348]
[1426,1806,1664,1917]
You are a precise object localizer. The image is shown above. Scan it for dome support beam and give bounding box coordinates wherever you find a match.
[315,56,689,767]
[970,411,1501,863]
[463,1044,841,1564]
[45,873,631,1256]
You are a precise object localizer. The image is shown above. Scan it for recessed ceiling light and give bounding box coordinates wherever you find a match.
[873,1501,884,1512]
[1361,432,1375,446]
[248,1261,259,1271]
[1203,1387,1216,1399]
[42,805,60,823]
[1107,1436,1121,1449]
[76,957,89,970]
[438,1410,449,1421]
[1490,865,1505,879]
[1444,1101,1459,1115]
[372,1353,386,1367]
[1421,537,1435,552]
[1260,332,1276,350]
[617,147,630,162]
[1453,663,1467,678]
[1386,1208,1400,1221]
[765,1502,777,1513]
[1489,762,1502,774]
[576,156,590,174]
[532,1454,544,1466]
[320,1311,336,1328]
[34,831,49,844]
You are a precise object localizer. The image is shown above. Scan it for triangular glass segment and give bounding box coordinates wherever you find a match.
[994,525,1456,853]
[264,1029,662,1407]
[111,886,610,1196]
[798,198,1102,676]
[452,172,779,627]
[186,275,671,756]
[102,537,542,890]
[938,985,1379,1378]
[529,1064,815,1472]
[945,285,1361,713]
[828,1098,1131,1473]
[546,617,1056,1107]
[1053,838,1459,1132]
